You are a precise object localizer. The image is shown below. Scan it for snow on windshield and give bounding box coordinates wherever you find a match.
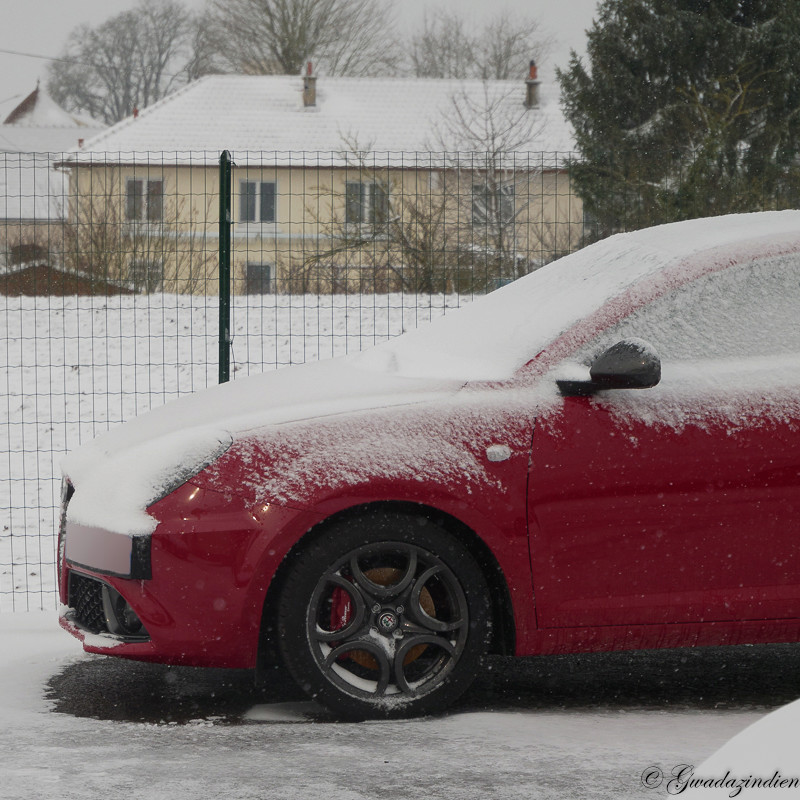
[544,242,800,435]
[354,211,800,381]
[577,252,800,363]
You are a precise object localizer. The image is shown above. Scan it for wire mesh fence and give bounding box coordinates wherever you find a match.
[2,147,796,610]
[1,148,585,610]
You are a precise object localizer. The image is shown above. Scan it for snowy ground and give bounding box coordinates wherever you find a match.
[4,278,800,797]
[5,612,799,800]
[1,293,465,610]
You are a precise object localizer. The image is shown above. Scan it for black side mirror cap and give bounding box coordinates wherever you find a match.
[557,338,661,397]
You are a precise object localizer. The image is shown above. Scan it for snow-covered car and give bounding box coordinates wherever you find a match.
[59,211,800,719]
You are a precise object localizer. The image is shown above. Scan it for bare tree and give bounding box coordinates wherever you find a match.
[47,0,202,125]
[429,84,551,281]
[434,84,543,156]
[408,10,553,81]
[205,0,401,76]
[301,164,469,294]
[408,11,475,80]
[183,13,229,82]
[61,169,215,294]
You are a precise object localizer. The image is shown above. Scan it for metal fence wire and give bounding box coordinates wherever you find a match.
[1,148,795,610]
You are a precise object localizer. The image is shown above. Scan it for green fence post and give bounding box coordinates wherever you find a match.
[219,150,232,383]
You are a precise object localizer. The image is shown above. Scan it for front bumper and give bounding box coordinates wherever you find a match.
[58,481,322,668]
[61,570,149,639]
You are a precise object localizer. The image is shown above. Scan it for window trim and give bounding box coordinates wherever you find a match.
[125,177,163,223]
[345,180,389,226]
[239,179,277,224]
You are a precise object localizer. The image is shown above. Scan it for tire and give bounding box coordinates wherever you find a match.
[276,510,491,720]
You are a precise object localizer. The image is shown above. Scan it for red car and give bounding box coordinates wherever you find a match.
[59,211,800,719]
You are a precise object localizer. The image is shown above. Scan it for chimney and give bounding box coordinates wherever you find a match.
[525,61,540,108]
[303,61,317,108]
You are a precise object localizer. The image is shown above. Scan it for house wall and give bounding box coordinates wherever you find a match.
[67,160,584,294]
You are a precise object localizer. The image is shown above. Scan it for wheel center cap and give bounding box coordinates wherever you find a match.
[377,610,398,633]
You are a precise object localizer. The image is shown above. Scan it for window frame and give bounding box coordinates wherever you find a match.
[125,177,163,223]
[244,262,275,294]
[471,181,515,227]
[345,180,389,226]
[239,179,277,224]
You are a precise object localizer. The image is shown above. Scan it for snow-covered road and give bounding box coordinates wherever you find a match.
[1,612,787,800]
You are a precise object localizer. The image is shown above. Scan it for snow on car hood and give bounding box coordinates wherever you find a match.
[63,358,465,535]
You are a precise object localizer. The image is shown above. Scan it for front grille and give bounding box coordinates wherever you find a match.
[68,573,108,635]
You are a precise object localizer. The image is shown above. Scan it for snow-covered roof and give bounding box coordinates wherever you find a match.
[3,84,99,128]
[0,85,102,153]
[0,127,102,153]
[67,74,575,167]
[0,86,103,220]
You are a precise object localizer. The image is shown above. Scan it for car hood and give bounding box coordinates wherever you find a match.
[62,356,465,536]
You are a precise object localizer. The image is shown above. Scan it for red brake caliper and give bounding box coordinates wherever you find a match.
[330,586,351,632]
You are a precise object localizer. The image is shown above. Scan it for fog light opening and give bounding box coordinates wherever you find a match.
[101,585,147,638]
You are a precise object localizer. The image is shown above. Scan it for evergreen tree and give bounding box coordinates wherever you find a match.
[559,0,800,237]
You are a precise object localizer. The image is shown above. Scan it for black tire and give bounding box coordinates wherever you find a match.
[276,510,491,720]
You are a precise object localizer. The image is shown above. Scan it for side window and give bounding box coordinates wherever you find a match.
[245,262,274,294]
[259,182,276,223]
[239,180,257,222]
[585,254,800,362]
[126,178,143,220]
[146,180,163,222]
[472,182,515,226]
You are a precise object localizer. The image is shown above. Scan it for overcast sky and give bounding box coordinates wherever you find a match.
[0,0,599,113]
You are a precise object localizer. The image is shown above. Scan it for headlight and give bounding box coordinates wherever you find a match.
[147,434,232,506]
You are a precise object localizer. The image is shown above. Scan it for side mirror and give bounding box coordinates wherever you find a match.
[557,338,661,397]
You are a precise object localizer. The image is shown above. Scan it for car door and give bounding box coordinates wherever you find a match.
[528,251,800,629]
